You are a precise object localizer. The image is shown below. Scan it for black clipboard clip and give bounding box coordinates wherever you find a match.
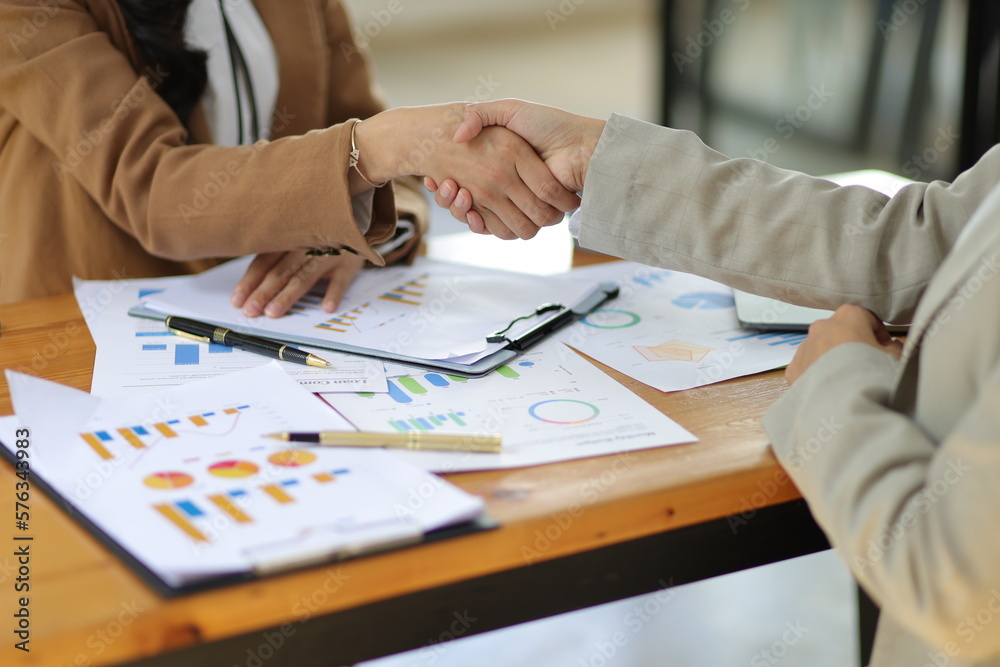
[486,282,620,351]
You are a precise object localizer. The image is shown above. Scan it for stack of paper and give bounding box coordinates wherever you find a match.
[0,364,484,590]
[73,271,386,397]
[134,257,610,374]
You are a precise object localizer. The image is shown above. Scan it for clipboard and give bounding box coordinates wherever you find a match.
[129,280,619,377]
[0,365,499,597]
[0,437,499,597]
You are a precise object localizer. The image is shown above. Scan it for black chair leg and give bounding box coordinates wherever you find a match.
[857,584,879,667]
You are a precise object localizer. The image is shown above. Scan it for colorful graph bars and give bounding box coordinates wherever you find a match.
[632,270,671,288]
[151,467,353,543]
[316,302,372,333]
[726,332,808,347]
[80,405,251,460]
[388,412,468,432]
[154,503,208,543]
[138,330,235,366]
[362,362,538,405]
[208,493,252,523]
[378,273,428,306]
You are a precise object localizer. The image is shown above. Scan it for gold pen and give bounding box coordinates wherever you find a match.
[265,431,502,453]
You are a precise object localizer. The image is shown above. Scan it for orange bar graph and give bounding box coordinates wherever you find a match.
[81,433,114,460]
[262,484,294,504]
[313,472,335,483]
[154,504,208,542]
[153,422,177,438]
[209,495,252,523]
[189,415,208,426]
[117,428,147,450]
[224,408,239,415]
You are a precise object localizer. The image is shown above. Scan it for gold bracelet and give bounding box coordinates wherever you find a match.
[349,120,388,188]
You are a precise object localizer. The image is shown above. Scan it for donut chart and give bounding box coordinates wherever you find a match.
[528,399,600,424]
[580,309,642,329]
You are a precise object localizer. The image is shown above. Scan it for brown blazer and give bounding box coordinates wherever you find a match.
[0,0,428,303]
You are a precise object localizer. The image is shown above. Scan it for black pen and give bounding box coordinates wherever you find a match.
[165,315,332,368]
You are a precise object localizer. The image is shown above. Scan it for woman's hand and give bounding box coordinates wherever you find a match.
[423,176,483,232]
[230,251,366,318]
[422,100,606,233]
[354,104,580,240]
[785,305,904,385]
[453,99,606,194]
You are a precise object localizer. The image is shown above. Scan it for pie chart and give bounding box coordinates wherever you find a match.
[143,471,194,490]
[671,292,735,310]
[268,450,318,467]
[208,460,259,478]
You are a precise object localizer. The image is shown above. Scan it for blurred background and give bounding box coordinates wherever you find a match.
[343,1,990,665]
[346,0,979,182]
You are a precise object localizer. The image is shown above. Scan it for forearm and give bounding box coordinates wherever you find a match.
[577,115,1000,322]
[350,104,467,190]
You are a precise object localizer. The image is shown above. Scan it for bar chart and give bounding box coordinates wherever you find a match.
[378,273,428,306]
[726,331,808,347]
[360,361,539,406]
[387,411,468,433]
[79,404,252,461]
[149,467,354,543]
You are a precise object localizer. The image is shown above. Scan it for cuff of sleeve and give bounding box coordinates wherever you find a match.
[576,113,694,258]
[351,189,375,234]
[762,342,900,478]
[380,175,429,265]
[303,120,392,266]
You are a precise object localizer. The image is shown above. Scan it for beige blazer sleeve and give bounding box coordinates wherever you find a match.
[577,114,1000,323]
[578,114,1000,663]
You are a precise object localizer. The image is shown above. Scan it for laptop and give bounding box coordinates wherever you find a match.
[734,290,909,334]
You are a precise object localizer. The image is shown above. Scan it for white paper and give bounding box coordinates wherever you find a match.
[551,262,804,393]
[74,273,386,397]
[143,257,599,363]
[321,338,697,472]
[1,364,483,588]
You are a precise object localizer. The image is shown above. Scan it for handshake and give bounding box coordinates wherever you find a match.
[354,99,607,241]
[234,100,605,319]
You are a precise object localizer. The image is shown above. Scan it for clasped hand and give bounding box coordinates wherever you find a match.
[233,102,580,317]
[785,305,903,385]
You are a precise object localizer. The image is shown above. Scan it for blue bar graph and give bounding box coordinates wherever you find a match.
[425,373,449,387]
[727,332,807,347]
[386,381,412,404]
[633,272,670,288]
[175,345,200,365]
[177,500,204,517]
[142,344,167,351]
[208,344,232,354]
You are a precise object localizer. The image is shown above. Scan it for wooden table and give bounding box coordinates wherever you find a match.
[0,251,829,667]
